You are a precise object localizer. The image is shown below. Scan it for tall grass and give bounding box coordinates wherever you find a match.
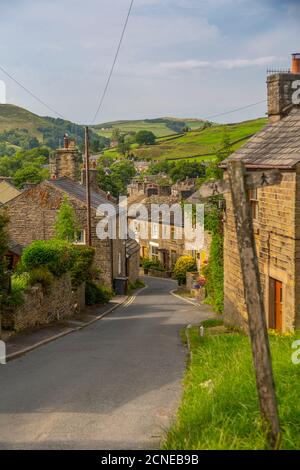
[163,327,300,450]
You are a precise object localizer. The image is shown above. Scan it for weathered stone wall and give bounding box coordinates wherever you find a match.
[2,274,85,332]
[224,170,297,332]
[127,250,140,284]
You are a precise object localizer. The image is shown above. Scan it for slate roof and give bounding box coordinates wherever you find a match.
[0,180,21,204]
[48,177,118,212]
[220,107,300,170]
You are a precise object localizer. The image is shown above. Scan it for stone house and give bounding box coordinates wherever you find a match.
[171,178,197,200]
[128,193,211,272]
[220,53,300,333]
[127,174,171,198]
[3,138,139,288]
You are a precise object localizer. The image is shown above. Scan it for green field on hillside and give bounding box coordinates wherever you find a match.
[93,117,206,138]
[102,117,267,163]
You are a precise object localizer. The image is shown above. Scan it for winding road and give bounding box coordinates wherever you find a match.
[0,277,212,450]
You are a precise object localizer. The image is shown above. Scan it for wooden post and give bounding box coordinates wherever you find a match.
[227,160,281,449]
[85,126,92,246]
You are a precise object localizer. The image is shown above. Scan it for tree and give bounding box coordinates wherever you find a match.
[111,128,121,143]
[55,196,79,242]
[136,130,156,146]
[13,165,49,189]
[118,141,130,157]
[97,160,136,197]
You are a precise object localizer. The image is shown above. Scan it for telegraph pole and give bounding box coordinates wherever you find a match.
[85,126,92,246]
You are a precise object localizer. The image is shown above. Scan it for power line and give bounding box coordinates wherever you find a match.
[91,0,134,124]
[0,64,67,120]
[202,99,267,121]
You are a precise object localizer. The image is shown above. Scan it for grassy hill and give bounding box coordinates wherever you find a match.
[0,104,108,153]
[0,104,49,139]
[93,117,207,138]
[102,117,267,163]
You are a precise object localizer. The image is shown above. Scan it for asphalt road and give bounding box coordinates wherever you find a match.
[0,277,211,450]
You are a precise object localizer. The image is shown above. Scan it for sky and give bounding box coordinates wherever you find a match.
[0,0,299,124]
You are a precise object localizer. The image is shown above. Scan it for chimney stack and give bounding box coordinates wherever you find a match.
[63,133,69,149]
[267,53,300,123]
[81,161,99,191]
[291,53,300,74]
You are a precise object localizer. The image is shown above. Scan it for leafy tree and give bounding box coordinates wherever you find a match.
[13,165,49,189]
[97,166,119,197]
[118,140,131,157]
[136,130,156,146]
[111,128,121,143]
[55,196,79,242]
[98,160,135,197]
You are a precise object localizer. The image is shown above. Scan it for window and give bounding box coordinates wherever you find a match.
[248,189,259,221]
[74,229,86,245]
[151,222,159,240]
[151,246,159,261]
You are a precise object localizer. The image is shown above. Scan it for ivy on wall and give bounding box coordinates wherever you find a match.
[203,200,224,314]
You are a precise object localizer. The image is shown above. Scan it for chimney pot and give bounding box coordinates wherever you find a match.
[292,53,300,74]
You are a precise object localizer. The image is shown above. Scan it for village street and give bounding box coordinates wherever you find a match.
[0,277,212,450]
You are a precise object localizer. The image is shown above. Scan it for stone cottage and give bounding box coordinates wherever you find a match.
[3,137,139,288]
[221,53,300,333]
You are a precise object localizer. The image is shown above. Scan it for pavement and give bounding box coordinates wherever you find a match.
[4,295,128,361]
[0,277,214,450]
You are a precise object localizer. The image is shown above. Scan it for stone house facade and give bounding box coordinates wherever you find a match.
[3,138,139,288]
[128,193,211,272]
[221,54,300,333]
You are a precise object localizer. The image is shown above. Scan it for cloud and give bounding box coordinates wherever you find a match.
[158,56,283,72]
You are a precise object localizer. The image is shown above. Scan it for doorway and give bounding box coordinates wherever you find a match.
[269,278,283,332]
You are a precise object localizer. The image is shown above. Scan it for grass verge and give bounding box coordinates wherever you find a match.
[163,325,300,450]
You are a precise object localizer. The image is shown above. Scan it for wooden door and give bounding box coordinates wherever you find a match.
[269,278,283,332]
[274,280,283,332]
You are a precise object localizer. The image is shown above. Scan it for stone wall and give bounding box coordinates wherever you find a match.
[2,273,85,332]
[224,170,297,332]
[127,250,140,284]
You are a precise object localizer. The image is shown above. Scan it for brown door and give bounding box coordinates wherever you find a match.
[269,278,283,332]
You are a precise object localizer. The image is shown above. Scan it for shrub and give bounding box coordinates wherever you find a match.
[141,257,164,271]
[3,274,29,306]
[28,267,54,291]
[70,245,95,288]
[22,240,75,277]
[85,281,113,306]
[174,255,197,285]
[127,279,145,293]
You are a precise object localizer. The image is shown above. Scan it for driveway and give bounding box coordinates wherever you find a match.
[0,277,212,450]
